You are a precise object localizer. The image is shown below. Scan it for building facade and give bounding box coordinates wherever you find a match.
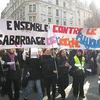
[1,0,92,27]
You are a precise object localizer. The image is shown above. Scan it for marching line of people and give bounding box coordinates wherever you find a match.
[0,48,100,100]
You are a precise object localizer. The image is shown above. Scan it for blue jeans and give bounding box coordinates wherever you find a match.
[23,80,43,100]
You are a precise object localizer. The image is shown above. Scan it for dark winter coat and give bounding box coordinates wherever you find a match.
[56,56,69,75]
[56,56,69,89]
[24,57,42,80]
[41,55,57,78]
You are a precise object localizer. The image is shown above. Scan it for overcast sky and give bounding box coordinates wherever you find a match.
[0,0,100,18]
[80,0,100,7]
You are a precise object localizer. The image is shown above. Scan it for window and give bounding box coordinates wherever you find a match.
[29,16,32,22]
[79,18,81,25]
[63,11,66,18]
[56,9,59,16]
[70,18,73,25]
[48,7,52,15]
[48,18,52,23]
[29,5,32,12]
[33,4,36,12]
[63,2,66,7]
[56,19,59,24]
[41,14,46,22]
[33,16,36,22]
[77,10,80,16]
[56,0,59,5]
[20,9,23,20]
[22,7,25,16]
[23,17,25,21]
[64,21,66,25]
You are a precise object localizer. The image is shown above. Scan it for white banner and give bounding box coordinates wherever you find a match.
[0,19,48,49]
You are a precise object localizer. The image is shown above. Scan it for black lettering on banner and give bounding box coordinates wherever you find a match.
[0,34,3,44]
[20,21,25,30]
[10,35,15,45]
[15,36,20,45]
[40,24,44,32]
[45,25,48,32]
[7,21,12,30]
[21,36,25,45]
[0,34,46,46]
[12,20,48,32]
[36,23,40,31]
[31,23,35,31]
[31,37,37,44]
[26,36,31,44]
[36,37,41,45]
[14,21,20,30]
[36,37,45,45]
[41,37,45,45]
[3,35,9,45]
[26,22,31,30]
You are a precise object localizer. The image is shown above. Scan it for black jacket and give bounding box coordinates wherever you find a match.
[56,56,69,76]
[24,57,42,80]
[56,56,69,89]
[41,55,56,78]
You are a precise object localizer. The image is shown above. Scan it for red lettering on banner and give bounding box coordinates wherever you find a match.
[53,25,81,34]
[73,28,82,34]
[87,28,96,35]
[53,25,58,33]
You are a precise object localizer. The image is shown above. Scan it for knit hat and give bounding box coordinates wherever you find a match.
[77,49,83,53]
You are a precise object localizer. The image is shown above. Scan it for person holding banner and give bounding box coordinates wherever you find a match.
[71,50,86,99]
[2,49,21,100]
[22,48,43,100]
[41,49,57,100]
[56,49,70,100]
[0,50,7,96]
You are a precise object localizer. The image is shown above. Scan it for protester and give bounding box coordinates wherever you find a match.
[16,48,25,92]
[56,49,70,100]
[85,50,97,75]
[0,50,6,96]
[71,50,86,99]
[16,48,25,69]
[96,51,100,75]
[69,50,77,65]
[2,49,21,100]
[41,49,57,100]
[22,48,43,100]
[38,49,46,97]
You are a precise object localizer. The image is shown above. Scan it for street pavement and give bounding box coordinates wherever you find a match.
[0,75,100,100]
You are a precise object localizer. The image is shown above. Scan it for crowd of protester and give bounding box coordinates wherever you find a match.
[0,48,100,100]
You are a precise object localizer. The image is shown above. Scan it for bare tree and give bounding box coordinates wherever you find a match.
[84,1,100,28]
